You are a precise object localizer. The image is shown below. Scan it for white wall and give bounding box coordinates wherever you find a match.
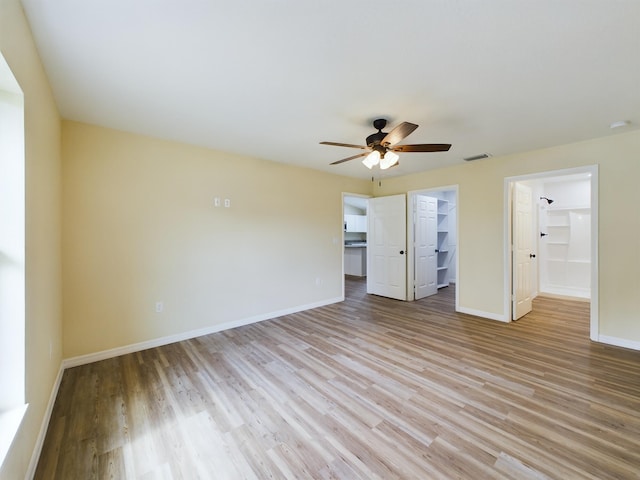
[538,177,591,298]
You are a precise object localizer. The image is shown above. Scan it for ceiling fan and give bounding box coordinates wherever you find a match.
[320,118,451,170]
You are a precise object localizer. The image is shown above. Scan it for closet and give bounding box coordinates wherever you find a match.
[413,190,457,300]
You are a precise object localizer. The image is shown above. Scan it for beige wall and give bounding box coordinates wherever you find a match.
[1,0,638,474]
[0,0,62,479]
[63,122,640,356]
[62,121,370,358]
[374,129,640,343]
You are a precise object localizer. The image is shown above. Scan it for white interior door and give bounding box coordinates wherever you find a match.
[367,195,407,300]
[415,195,438,300]
[513,183,534,320]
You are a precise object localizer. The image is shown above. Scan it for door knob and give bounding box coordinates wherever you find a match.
[530,253,536,258]
[400,250,405,255]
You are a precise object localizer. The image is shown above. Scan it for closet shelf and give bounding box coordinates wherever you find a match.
[546,258,591,263]
[547,206,590,212]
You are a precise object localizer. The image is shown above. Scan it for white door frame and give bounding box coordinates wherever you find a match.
[342,192,371,297]
[407,186,460,310]
[503,165,599,340]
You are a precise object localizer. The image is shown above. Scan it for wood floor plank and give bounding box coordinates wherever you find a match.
[34,280,640,479]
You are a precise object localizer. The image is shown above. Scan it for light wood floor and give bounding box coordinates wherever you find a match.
[35,279,640,479]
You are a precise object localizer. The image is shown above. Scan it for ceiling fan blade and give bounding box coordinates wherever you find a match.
[381,122,418,146]
[390,143,452,153]
[330,152,369,165]
[320,141,369,150]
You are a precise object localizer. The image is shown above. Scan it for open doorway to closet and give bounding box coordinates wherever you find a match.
[505,166,598,340]
[407,186,459,309]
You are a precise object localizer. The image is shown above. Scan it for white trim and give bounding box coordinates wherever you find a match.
[503,166,599,336]
[341,192,372,297]
[596,335,640,352]
[0,404,28,471]
[539,286,590,300]
[456,306,509,323]
[26,296,343,475]
[537,292,590,303]
[25,364,64,479]
[589,167,599,341]
[406,185,460,310]
[63,296,343,369]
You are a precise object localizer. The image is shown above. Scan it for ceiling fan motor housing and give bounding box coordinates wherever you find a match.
[322,117,451,166]
[366,131,387,148]
[372,118,387,130]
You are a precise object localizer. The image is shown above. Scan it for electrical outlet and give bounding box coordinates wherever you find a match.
[224,198,231,208]
[155,301,164,313]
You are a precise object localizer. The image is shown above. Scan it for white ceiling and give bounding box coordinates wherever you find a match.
[20,0,640,180]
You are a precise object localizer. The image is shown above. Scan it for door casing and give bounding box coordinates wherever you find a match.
[341,192,371,298]
[407,186,460,310]
[504,166,598,340]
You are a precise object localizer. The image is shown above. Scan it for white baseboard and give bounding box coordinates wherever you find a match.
[596,335,640,352]
[22,293,640,479]
[25,364,64,480]
[63,296,343,369]
[456,306,510,323]
[27,296,343,477]
[537,292,590,303]
[540,286,590,300]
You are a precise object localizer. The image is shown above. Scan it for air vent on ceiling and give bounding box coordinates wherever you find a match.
[463,153,491,161]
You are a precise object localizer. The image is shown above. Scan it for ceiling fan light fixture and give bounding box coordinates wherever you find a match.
[379,151,399,170]
[322,118,451,168]
[362,150,380,169]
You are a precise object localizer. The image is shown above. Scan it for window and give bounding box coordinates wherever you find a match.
[0,51,26,468]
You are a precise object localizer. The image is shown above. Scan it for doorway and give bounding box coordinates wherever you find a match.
[342,193,370,299]
[346,188,458,309]
[407,186,459,308]
[505,166,598,339]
